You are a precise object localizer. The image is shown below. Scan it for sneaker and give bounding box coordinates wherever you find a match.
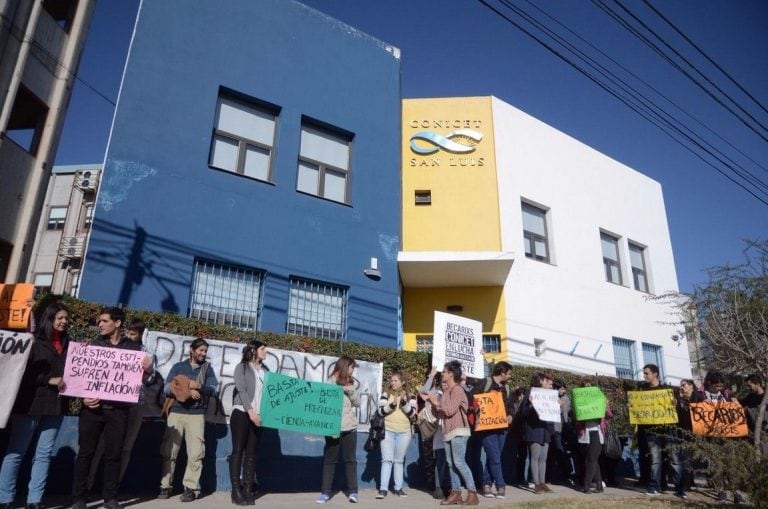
[316,493,330,504]
[157,488,172,500]
[527,482,536,489]
[432,490,445,500]
[393,489,407,497]
[102,500,121,509]
[72,500,87,509]
[483,485,494,498]
[180,488,196,503]
[348,493,358,503]
[376,490,387,499]
[541,484,553,493]
[495,487,506,499]
[675,491,689,500]
[645,489,660,496]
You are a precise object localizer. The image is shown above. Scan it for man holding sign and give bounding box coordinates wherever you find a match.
[69,308,152,509]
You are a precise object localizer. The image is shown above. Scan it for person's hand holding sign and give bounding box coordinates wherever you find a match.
[188,379,201,400]
[83,397,101,409]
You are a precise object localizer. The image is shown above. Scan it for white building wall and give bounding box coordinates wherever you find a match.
[491,97,691,383]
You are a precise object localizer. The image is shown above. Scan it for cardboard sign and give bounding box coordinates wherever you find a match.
[572,387,607,421]
[474,391,508,431]
[628,388,679,425]
[690,401,749,437]
[61,342,145,403]
[144,330,383,429]
[432,311,484,378]
[260,371,343,436]
[0,330,34,428]
[530,387,561,423]
[0,284,34,329]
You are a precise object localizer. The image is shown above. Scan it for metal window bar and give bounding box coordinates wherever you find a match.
[482,334,501,353]
[612,337,636,379]
[287,278,346,340]
[190,260,261,330]
[642,343,664,380]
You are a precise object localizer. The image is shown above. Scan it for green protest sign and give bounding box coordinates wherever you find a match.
[260,371,343,436]
[571,386,607,421]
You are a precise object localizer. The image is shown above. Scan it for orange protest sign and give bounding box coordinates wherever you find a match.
[0,284,34,329]
[690,400,748,438]
[474,391,508,431]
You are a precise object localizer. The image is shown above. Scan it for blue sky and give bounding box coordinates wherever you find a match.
[55,0,767,294]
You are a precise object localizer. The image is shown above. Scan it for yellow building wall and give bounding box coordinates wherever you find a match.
[402,97,501,251]
[402,286,507,361]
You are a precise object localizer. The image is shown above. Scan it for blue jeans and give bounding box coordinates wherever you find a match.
[379,430,412,491]
[646,433,683,492]
[480,431,506,489]
[445,436,476,491]
[0,414,62,504]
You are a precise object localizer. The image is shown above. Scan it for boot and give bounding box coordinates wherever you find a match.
[462,490,480,506]
[228,453,247,505]
[440,490,463,505]
[242,456,258,505]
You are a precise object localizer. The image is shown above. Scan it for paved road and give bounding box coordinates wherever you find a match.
[40,484,651,509]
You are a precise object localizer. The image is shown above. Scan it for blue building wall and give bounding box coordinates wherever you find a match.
[79,0,402,347]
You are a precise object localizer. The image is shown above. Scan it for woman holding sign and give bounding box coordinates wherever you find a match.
[317,356,361,504]
[0,303,69,509]
[375,371,417,499]
[229,340,268,505]
[520,372,555,495]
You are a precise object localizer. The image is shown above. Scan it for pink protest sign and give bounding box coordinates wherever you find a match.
[62,342,145,403]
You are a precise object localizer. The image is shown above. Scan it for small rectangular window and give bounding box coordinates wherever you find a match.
[297,122,351,204]
[47,207,67,230]
[416,335,434,353]
[483,334,501,354]
[629,242,649,293]
[613,337,637,379]
[601,232,622,285]
[34,273,53,292]
[415,190,432,205]
[5,85,48,155]
[209,94,277,182]
[81,203,94,231]
[522,202,550,262]
[189,259,262,330]
[287,277,347,339]
[642,343,664,380]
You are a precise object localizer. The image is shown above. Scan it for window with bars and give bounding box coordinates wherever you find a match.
[416,335,434,353]
[629,242,649,293]
[209,93,277,182]
[189,259,262,330]
[483,334,501,353]
[601,232,623,285]
[287,278,347,339]
[642,343,664,380]
[522,201,550,262]
[47,207,67,230]
[296,122,352,204]
[612,337,637,379]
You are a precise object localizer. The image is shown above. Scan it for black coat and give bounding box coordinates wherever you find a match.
[12,337,68,416]
[520,391,554,445]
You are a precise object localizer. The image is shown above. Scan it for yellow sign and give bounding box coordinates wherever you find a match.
[690,401,748,438]
[0,284,34,329]
[474,391,508,431]
[627,388,678,425]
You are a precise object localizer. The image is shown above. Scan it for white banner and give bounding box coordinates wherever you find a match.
[530,387,561,423]
[0,330,34,428]
[432,311,484,378]
[144,330,383,431]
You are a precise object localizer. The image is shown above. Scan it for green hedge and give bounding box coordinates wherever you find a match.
[43,294,639,431]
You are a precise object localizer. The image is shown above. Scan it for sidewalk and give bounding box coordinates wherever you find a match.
[41,484,649,509]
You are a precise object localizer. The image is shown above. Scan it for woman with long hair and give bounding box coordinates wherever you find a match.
[317,356,360,504]
[520,372,555,494]
[427,360,478,506]
[229,340,268,505]
[376,371,417,498]
[0,302,70,509]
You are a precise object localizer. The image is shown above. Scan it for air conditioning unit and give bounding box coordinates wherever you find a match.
[58,235,86,259]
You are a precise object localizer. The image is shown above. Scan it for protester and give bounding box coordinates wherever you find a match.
[506,388,528,488]
[71,307,153,509]
[417,367,442,499]
[432,376,451,500]
[376,371,417,498]
[158,338,218,502]
[428,360,478,506]
[88,318,158,490]
[520,372,555,494]
[317,356,361,504]
[574,385,612,494]
[0,303,69,509]
[472,361,513,499]
[227,340,268,505]
[636,364,685,498]
[550,380,575,487]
